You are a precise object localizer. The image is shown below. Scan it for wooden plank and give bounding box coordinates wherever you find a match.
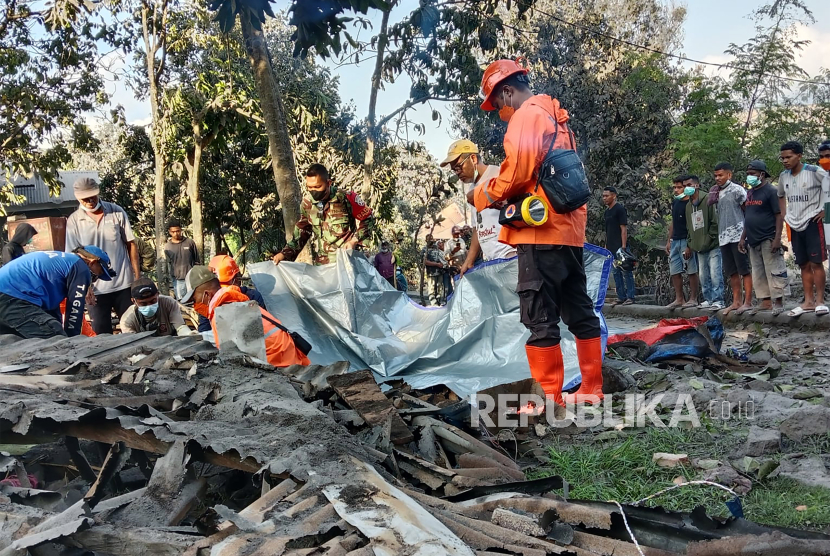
[65,436,98,483]
[40,420,264,474]
[327,370,413,446]
[68,524,201,556]
[84,441,131,508]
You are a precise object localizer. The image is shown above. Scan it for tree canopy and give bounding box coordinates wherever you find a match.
[2,0,828,290]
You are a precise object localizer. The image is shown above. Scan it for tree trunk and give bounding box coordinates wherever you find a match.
[186,142,204,261]
[239,9,301,239]
[142,1,169,294]
[152,150,168,293]
[361,7,391,204]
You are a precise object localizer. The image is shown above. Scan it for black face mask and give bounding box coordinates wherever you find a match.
[310,187,329,202]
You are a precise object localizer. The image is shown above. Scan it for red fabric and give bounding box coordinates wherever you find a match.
[60,300,96,337]
[345,191,373,221]
[607,316,709,346]
[1,474,38,488]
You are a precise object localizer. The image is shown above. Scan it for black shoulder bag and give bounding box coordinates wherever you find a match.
[261,314,313,356]
[534,117,591,213]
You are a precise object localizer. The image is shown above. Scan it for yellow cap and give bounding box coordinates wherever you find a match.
[440,139,479,167]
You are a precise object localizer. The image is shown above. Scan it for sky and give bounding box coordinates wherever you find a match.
[109,0,828,163]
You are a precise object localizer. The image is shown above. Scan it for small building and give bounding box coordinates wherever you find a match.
[2,171,96,251]
[4,171,96,219]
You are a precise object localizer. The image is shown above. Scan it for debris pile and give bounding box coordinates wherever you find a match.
[2,332,829,555]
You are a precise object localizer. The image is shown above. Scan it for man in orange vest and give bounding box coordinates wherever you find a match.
[181,266,310,367]
[473,59,603,406]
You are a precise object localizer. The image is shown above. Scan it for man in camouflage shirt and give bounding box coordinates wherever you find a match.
[273,164,375,266]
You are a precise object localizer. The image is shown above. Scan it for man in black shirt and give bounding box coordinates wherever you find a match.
[164,219,200,300]
[665,176,700,308]
[603,187,635,305]
[739,160,788,315]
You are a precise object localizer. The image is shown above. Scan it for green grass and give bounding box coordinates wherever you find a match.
[529,427,830,530]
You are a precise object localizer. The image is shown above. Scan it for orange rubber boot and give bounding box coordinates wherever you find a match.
[525,344,565,407]
[563,337,604,405]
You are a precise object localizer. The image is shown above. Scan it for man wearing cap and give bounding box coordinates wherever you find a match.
[441,139,516,276]
[181,266,310,367]
[273,164,375,266]
[120,277,192,336]
[0,246,115,338]
[208,255,266,309]
[739,160,788,316]
[65,178,141,334]
[164,219,200,300]
[473,59,603,407]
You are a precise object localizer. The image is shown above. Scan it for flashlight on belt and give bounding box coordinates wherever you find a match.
[499,195,549,228]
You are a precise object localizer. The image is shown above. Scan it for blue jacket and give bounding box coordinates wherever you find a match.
[0,251,91,337]
[241,285,266,310]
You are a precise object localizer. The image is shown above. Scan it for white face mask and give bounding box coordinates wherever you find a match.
[81,202,101,213]
[137,302,159,318]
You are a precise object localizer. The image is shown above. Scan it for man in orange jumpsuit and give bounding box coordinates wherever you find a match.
[181,266,310,367]
[474,59,603,406]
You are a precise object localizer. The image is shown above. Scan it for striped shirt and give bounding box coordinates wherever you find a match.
[777,164,828,232]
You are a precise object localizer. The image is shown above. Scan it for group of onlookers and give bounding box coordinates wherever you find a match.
[616,140,829,316]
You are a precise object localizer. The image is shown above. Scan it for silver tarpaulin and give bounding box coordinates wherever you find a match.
[249,246,611,397]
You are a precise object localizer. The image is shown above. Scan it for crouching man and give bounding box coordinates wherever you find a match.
[181,266,310,367]
[0,246,114,338]
[120,277,194,336]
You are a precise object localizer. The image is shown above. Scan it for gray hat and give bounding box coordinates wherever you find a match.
[747,160,769,174]
[181,265,217,303]
[73,177,100,200]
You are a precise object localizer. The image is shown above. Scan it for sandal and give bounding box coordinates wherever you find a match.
[772,307,785,317]
[681,301,698,309]
[816,305,830,316]
[787,306,814,318]
[735,306,753,315]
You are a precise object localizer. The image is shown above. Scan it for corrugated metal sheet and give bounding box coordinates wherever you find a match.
[10,171,97,206]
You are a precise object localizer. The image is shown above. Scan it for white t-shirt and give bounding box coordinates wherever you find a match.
[777,164,828,232]
[468,165,517,261]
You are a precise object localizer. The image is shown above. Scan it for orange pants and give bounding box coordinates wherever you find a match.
[60,300,96,337]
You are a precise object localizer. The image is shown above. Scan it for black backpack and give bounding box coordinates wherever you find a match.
[534,116,591,213]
